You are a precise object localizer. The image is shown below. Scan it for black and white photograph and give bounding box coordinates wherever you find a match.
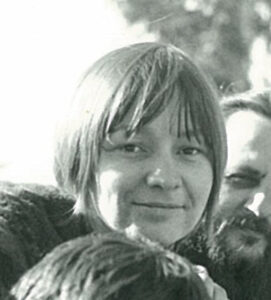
[1,1,271,299]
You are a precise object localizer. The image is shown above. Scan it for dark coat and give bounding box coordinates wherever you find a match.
[2,181,271,300]
[173,226,271,300]
[0,181,89,297]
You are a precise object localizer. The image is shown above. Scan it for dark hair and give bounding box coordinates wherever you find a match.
[9,233,210,300]
[54,42,227,232]
[221,89,271,119]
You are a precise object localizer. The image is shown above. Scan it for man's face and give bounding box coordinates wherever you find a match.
[217,110,271,260]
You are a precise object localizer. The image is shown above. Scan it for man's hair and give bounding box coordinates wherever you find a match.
[221,89,271,119]
[54,42,227,233]
[9,233,210,300]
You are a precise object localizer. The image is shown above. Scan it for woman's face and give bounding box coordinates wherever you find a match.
[96,99,213,245]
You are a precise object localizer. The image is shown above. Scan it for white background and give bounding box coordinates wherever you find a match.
[0,0,156,184]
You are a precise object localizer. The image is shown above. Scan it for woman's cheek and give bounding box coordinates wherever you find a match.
[189,160,213,217]
[96,163,140,230]
[191,160,212,191]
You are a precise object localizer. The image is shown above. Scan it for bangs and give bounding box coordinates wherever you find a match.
[102,46,180,137]
[176,73,214,151]
[103,60,214,158]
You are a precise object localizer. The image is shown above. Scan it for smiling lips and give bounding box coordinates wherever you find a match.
[132,202,185,209]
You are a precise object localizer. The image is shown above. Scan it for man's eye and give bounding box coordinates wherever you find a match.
[224,174,260,189]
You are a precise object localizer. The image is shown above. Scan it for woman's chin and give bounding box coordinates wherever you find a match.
[124,223,183,246]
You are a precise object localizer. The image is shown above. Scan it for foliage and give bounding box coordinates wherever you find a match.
[116,0,271,93]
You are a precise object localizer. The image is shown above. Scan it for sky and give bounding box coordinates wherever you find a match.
[0,0,156,184]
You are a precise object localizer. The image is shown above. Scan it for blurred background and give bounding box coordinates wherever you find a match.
[0,0,271,184]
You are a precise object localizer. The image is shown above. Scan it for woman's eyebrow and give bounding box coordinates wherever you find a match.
[107,128,146,141]
[174,129,204,143]
[181,129,202,138]
[109,125,204,142]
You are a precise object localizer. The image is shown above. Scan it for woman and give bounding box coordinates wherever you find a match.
[54,42,226,245]
[0,42,227,298]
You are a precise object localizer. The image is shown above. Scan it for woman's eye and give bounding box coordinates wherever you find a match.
[180,147,201,156]
[224,174,260,189]
[120,144,144,154]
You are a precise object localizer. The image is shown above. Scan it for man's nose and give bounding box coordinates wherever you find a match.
[245,192,271,218]
[245,192,265,217]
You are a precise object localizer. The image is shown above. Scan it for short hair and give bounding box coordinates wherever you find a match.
[54,42,227,232]
[9,233,210,300]
[221,89,271,120]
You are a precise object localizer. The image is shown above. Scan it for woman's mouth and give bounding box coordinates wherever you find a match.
[131,202,185,209]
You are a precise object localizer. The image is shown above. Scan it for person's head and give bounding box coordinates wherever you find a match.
[213,89,271,263]
[54,42,227,245]
[9,233,210,300]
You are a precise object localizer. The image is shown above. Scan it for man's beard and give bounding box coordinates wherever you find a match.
[208,206,271,300]
[172,206,271,300]
[210,205,271,264]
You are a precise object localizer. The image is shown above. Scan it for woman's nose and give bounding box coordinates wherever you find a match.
[146,164,181,190]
